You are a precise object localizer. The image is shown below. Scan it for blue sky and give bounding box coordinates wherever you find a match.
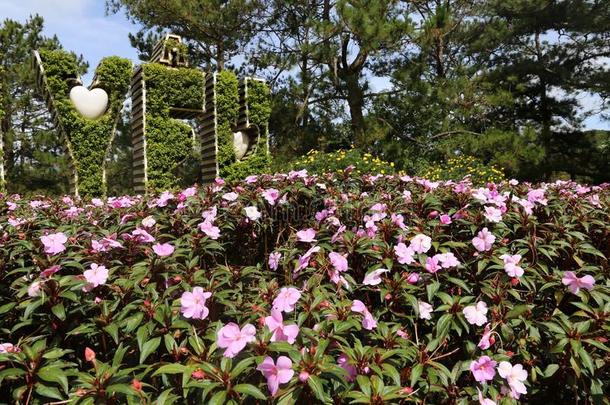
[3,0,608,130]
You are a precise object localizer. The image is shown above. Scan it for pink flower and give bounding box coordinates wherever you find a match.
[262,188,280,205]
[180,287,212,319]
[296,228,316,242]
[440,214,452,225]
[272,287,301,313]
[561,271,595,294]
[152,243,174,257]
[131,228,155,243]
[463,301,488,326]
[394,243,415,265]
[268,252,282,270]
[472,228,495,252]
[264,309,299,344]
[527,188,547,205]
[257,356,294,396]
[337,354,357,381]
[425,256,441,273]
[199,220,221,239]
[245,206,262,221]
[478,324,493,350]
[202,206,218,222]
[436,252,460,268]
[500,254,524,278]
[406,272,420,284]
[477,388,497,405]
[28,281,42,297]
[351,300,377,330]
[418,301,433,320]
[484,206,503,223]
[41,232,68,255]
[409,234,432,254]
[216,322,256,358]
[470,355,497,383]
[362,268,389,286]
[40,265,60,278]
[141,216,156,228]
[497,361,528,398]
[329,252,348,273]
[0,343,19,353]
[296,245,320,272]
[222,192,239,202]
[83,264,109,289]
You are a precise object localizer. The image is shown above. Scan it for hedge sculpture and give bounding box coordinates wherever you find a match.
[32,50,132,197]
[31,34,270,195]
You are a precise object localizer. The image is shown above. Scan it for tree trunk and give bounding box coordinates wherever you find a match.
[342,72,366,147]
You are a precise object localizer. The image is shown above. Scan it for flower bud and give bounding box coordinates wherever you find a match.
[84,347,96,363]
[299,371,310,382]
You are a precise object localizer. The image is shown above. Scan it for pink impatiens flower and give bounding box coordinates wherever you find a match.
[83,264,109,289]
[436,252,460,268]
[264,309,300,344]
[477,388,497,405]
[41,232,68,255]
[409,234,432,254]
[272,287,301,313]
[152,243,174,257]
[351,300,377,330]
[257,356,294,396]
[337,354,357,381]
[296,228,316,242]
[440,214,452,225]
[28,281,42,297]
[180,287,212,319]
[497,361,528,399]
[425,256,441,273]
[394,243,415,265]
[470,355,497,383]
[561,271,595,294]
[362,268,389,286]
[418,301,433,320]
[329,252,348,272]
[500,254,524,278]
[268,252,282,270]
[472,228,495,252]
[463,301,488,326]
[478,324,494,350]
[199,220,220,239]
[262,188,280,205]
[245,206,262,221]
[484,206,503,223]
[216,322,256,358]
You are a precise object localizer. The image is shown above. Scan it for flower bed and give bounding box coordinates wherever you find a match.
[0,172,609,404]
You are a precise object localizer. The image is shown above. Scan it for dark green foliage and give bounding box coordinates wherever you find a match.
[219,78,272,182]
[38,50,132,197]
[140,63,205,191]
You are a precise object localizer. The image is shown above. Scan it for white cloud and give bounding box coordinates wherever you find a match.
[3,0,140,83]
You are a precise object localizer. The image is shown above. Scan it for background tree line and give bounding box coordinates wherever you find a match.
[1,0,609,195]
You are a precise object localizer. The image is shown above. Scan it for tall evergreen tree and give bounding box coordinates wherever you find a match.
[106,0,266,70]
[0,16,84,195]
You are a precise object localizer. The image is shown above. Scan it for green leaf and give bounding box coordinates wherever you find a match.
[233,384,267,400]
[208,390,227,405]
[35,384,64,400]
[139,337,161,364]
[308,375,332,404]
[543,364,560,378]
[153,363,186,376]
[410,364,424,388]
[37,366,68,393]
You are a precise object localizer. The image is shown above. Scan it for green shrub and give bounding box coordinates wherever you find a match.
[421,155,506,184]
[285,147,397,175]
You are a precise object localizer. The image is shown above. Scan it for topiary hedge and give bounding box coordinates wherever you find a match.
[140,63,205,191]
[216,74,271,183]
[0,173,609,404]
[38,50,132,197]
